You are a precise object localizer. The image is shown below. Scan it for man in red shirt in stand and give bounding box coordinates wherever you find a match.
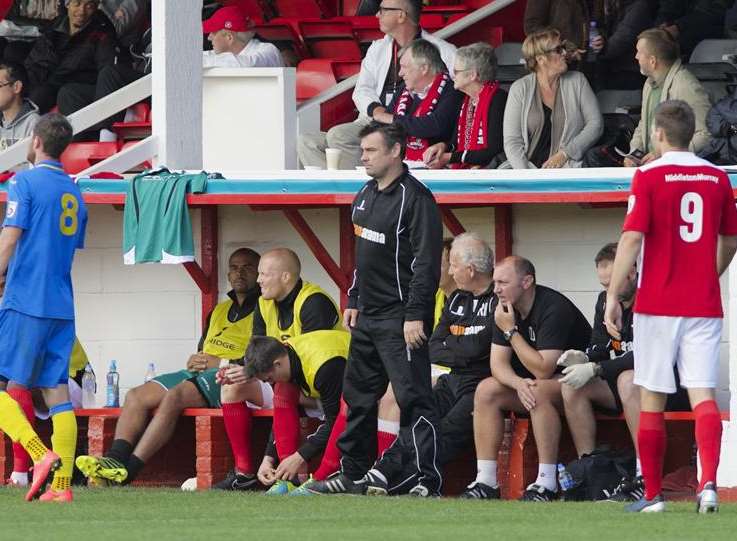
[606,99,737,513]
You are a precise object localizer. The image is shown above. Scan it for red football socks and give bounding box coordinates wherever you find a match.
[638,411,666,500]
[7,388,34,474]
[222,401,253,474]
[273,382,301,460]
[313,399,348,481]
[694,400,722,491]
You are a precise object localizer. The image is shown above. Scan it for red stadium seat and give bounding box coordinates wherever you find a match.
[422,4,470,20]
[340,0,361,16]
[348,16,382,45]
[112,102,151,140]
[297,59,338,101]
[299,20,362,60]
[273,0,332,19]
[60,142,118,175]
[296,58,360,101]
[253,20,308,60]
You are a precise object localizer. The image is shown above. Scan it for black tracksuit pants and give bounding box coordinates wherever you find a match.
[338,315,442,492]
[388,372,479,494]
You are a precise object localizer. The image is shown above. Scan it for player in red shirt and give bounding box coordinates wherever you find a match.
[605,100,737,513]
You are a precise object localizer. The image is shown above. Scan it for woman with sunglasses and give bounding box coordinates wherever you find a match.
[502,28,603,169]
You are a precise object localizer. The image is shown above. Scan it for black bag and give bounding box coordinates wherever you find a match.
[561,449,635,501]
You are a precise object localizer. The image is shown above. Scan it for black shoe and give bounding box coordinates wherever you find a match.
[408,483,440,498]
[306,473,366,495]
[460,481,500,500]
[213,470,259,491]
[606,475,644,502]
[364,469,388,496]
[520,483,557,502]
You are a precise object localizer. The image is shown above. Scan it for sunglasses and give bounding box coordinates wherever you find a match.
[543,45,567,56]
[378,6,405,15]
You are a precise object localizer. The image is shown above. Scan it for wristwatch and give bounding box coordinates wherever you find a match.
[503,326,518,342]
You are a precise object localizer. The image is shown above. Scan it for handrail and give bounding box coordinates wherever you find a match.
[0,74,152,173]
[77,135,157,177]
[296,0,517,116]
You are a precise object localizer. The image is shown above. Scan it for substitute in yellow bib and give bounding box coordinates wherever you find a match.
[216,247,343,491]
[245,330,350,493]
[76,248,272,489]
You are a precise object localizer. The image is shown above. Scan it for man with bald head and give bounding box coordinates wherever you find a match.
[462,256,591,501]
[76,248,267,487]
[215,247,343,491]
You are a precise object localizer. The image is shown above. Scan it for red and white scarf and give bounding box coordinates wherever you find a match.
[451,81,499,169]
[394,72,450,161]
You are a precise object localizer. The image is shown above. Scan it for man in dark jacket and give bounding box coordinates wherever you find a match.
[308,121,444,497]
[590,0,657,90]
[24,0,117,113]
[559,243,689,501]
[656,0,735,58]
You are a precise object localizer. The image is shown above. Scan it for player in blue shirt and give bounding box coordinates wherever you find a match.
[0,113,87,503]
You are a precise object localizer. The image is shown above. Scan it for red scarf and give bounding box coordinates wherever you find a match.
[451,81,499,169]
[394,72,450,161]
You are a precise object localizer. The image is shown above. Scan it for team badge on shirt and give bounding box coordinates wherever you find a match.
[5,201,17,218]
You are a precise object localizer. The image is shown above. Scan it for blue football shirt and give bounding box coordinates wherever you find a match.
[1,160,87,320]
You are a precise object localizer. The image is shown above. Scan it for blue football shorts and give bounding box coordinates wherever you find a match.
[0,309,75,388]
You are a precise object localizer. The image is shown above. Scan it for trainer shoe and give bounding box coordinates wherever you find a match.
[460,481,500,500]
[625,494,665,513]
[290,477,317,496]
[408,483,440,498]
[75,456,128,484]
[213,470,259,491]
[606,476,644,502]
[264,479,296,495]
[25,451,61,502]
[38,488,73,503]
[306,473,366,495]
[520,483,557,502]
[696,482,719,514]
[364,469,388,496]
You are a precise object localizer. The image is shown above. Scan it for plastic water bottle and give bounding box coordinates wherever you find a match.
[106,360,120,407]
[557,463,575,497]
[144,362,156,383]
[81,364,97,408]
[588,21,600,61]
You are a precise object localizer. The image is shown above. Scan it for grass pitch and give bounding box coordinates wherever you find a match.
[1,487,735,541]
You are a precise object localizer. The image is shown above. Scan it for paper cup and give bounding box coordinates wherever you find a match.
[326,148,342,170]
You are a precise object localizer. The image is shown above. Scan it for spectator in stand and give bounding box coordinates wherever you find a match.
[0,62,40,151]
[298,0,455,170]
[559,243,691,502]
[462,256,591,501]
[655,0,735,59]
[622,29,711,167]
[524,0,591,55]
[202,6,282,68]
[24,0,117,113]
[423,42,507,169]
[589,0,656,91]
[100,0,150,49]
[369,39,463,165]
[502,29,603,169]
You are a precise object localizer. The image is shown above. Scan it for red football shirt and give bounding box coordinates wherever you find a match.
[623,151,737,317]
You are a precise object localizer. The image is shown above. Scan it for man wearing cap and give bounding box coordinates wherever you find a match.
[202,6,283,68]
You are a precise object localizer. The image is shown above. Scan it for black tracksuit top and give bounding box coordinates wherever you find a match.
[347,167,443,321]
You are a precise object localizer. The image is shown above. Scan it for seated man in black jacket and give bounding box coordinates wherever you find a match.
[375,232,496,494]
[24,0,116,113]
[559,242,689,501]
[371,38,464,165]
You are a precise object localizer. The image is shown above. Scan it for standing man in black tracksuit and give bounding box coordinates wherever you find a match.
[308,121,443,497]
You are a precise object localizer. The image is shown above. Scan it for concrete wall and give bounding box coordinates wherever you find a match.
[0,201,731,408]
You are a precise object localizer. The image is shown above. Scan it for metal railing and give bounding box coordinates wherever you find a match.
[0,74,153,173]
